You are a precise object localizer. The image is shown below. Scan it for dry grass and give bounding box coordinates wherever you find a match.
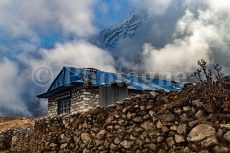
[0,117,35,132]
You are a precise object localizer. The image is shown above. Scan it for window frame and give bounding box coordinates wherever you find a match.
[57,97,71,115]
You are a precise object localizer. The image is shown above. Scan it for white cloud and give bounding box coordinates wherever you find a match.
[26,41,115,73]
[0,59,31,116]
[142,1,230,75]
[0,0,96,39]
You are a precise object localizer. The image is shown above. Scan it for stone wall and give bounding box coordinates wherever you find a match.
[71,87,100,114]
[0,129,14,151]
[48,91,71,117]
[48,87,99,117]
[11,91,230,153]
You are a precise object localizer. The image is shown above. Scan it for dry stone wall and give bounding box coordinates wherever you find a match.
[0,129,15,151]
[11,89,230,153]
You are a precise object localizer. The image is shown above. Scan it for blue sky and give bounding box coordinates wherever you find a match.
[94,0,132,30]
[41,0,132,49]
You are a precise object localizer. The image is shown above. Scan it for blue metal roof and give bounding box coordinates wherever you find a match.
[39,67,185,98]
[53,67,184,91]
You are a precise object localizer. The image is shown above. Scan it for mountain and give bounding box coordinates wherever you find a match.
[94,12,146,50]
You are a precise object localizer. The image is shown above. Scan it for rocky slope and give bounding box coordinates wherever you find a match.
[94,12,145,50]
[10,76,230,153]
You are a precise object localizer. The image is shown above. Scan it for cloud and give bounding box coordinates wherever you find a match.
[26,41,115,74]
[0,0,96,38]
[0,59,31,116]
[112,0,230,78]
[142,0,230,75]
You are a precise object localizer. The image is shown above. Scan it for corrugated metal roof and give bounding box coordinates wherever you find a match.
[38,67,185,98]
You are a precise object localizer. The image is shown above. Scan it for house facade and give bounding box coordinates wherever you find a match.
[38,67,183,117]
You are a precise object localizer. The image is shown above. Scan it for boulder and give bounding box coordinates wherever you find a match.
[187,124,216,142]
[223,131,230,143]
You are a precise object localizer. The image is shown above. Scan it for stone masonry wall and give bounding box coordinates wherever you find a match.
[71,87,100,114]
[48,87,99,117]
[11,91,230,153]
[48,91,71,117]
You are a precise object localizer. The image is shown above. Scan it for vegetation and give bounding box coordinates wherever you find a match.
[191,59,229,112]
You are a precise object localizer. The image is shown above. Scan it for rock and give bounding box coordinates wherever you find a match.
[104,140,110,149]
[220,124,230,130]
[96,130,107,139]
[133,116,143,123]
[180,114,189,122]
[195,110,204,118]
[141,122,152,131]
[162,126,169,133]
[140,105,145,110]
[187,124,216,142]
[127,112,132,119]
[183,106,192,112]
[158,148,166,153]
[149,111,155,116]
[120,140,132,149]
[174,108,182,115]
[167,137,175,147]
[200,150,209,153]
[223,131,230,143]
[81,133,91,144]
[216,129,223,138]
[148,143,157,151]
[60,143,68,149]
[157,121,163,129]
[95,140,103,146]
[201,137,218,148]
[212,146,230,153]
[110,143,117,150]
[188,120,198,128]
[175,135,185,143]
[83,148,90,153]
[114,138,121,145]
[160,114,175,122]
[143,114,150,120]
[192,99,203,107]
[170,125,177,131]
[157,137,164,143]
[204,105,214,113]
[177,124,187,135]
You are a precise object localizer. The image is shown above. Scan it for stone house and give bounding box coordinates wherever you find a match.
[38,67,183,117]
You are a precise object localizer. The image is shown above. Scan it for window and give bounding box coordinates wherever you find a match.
[58,97,71,115]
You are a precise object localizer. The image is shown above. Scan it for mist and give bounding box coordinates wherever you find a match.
[115,0,230,77]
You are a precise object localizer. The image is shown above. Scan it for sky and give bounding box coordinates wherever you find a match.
[1,0,230,116]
